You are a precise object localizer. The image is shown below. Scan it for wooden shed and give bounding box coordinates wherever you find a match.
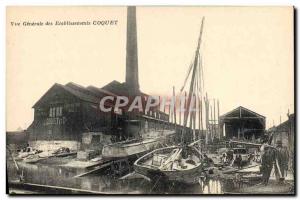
[219,106,266,140]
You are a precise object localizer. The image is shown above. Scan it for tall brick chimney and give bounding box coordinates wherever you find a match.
[125,6,140,95]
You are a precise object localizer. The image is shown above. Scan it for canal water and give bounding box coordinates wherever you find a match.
[7,158,237,194]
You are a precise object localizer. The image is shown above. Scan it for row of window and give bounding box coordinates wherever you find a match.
[48,103,80,117]
[47,103,168,120]
[65,103,80,113]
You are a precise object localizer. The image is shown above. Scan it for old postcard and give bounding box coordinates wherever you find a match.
[6,6,294,195]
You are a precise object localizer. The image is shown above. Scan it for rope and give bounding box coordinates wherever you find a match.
[180,60,194,92]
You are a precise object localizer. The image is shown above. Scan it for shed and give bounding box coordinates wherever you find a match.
[219,106,266,140]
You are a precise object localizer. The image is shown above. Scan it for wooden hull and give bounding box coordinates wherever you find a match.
[102,138,159,159]
[23,158,45,164]
[134,146,204,184]
[102,130,175,159]
[23,156,46,164]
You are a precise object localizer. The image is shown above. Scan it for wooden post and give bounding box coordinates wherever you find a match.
[205,93,210,144]
[180,91,187,143]
[192,94,196,141]
[193,108,196,141]
[184,91,187,114]
[168,103,171,123]
[189,94,194,129]
[223,123,226,138]
[280,115,282,141]
[158,96,160,113]
[210,104,213,140]
[200,98,202,132]
[217,99,220,139]
[239,107,242,140]
[179,95,182,126]
[163,96,166,113]
[213,99,216,138]
[198,96,202,138]
[173,86,177,126]
[183,91,187,139]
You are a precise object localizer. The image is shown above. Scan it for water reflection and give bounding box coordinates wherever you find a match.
[200,178,223,194]
[7,160,233,194]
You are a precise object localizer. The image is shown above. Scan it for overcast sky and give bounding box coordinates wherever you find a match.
[7,6,293,131]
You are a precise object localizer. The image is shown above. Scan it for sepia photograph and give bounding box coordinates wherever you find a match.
[6,5,294,195]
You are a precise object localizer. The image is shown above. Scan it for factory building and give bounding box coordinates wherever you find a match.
[27,7,171,151]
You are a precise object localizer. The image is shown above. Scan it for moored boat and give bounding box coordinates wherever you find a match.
[134,145,207,184]
[23,154,45,164]
[102,130,175,159]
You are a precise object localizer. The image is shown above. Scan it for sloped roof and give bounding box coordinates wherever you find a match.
[275,120,289,132]
[220,106,265,119]
[62,83,99,103]
[101,80,130,95]
[33,82,117,108]
[32,81,167,118]
[86,85,116,97]
[271,113,294,132]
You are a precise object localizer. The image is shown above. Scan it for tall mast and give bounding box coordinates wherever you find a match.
[182,17,205,132]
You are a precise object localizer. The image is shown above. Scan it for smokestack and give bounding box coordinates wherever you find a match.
[126,6,140,95]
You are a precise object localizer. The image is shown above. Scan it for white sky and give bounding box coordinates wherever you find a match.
[6,6,294,131]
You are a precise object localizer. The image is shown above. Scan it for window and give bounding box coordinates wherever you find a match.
[65,103,80,113]
[52,108,56,117]
[49,106,63,117]
[49,108,53,117]
[56,107,62,117]
[50,107,54,117]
